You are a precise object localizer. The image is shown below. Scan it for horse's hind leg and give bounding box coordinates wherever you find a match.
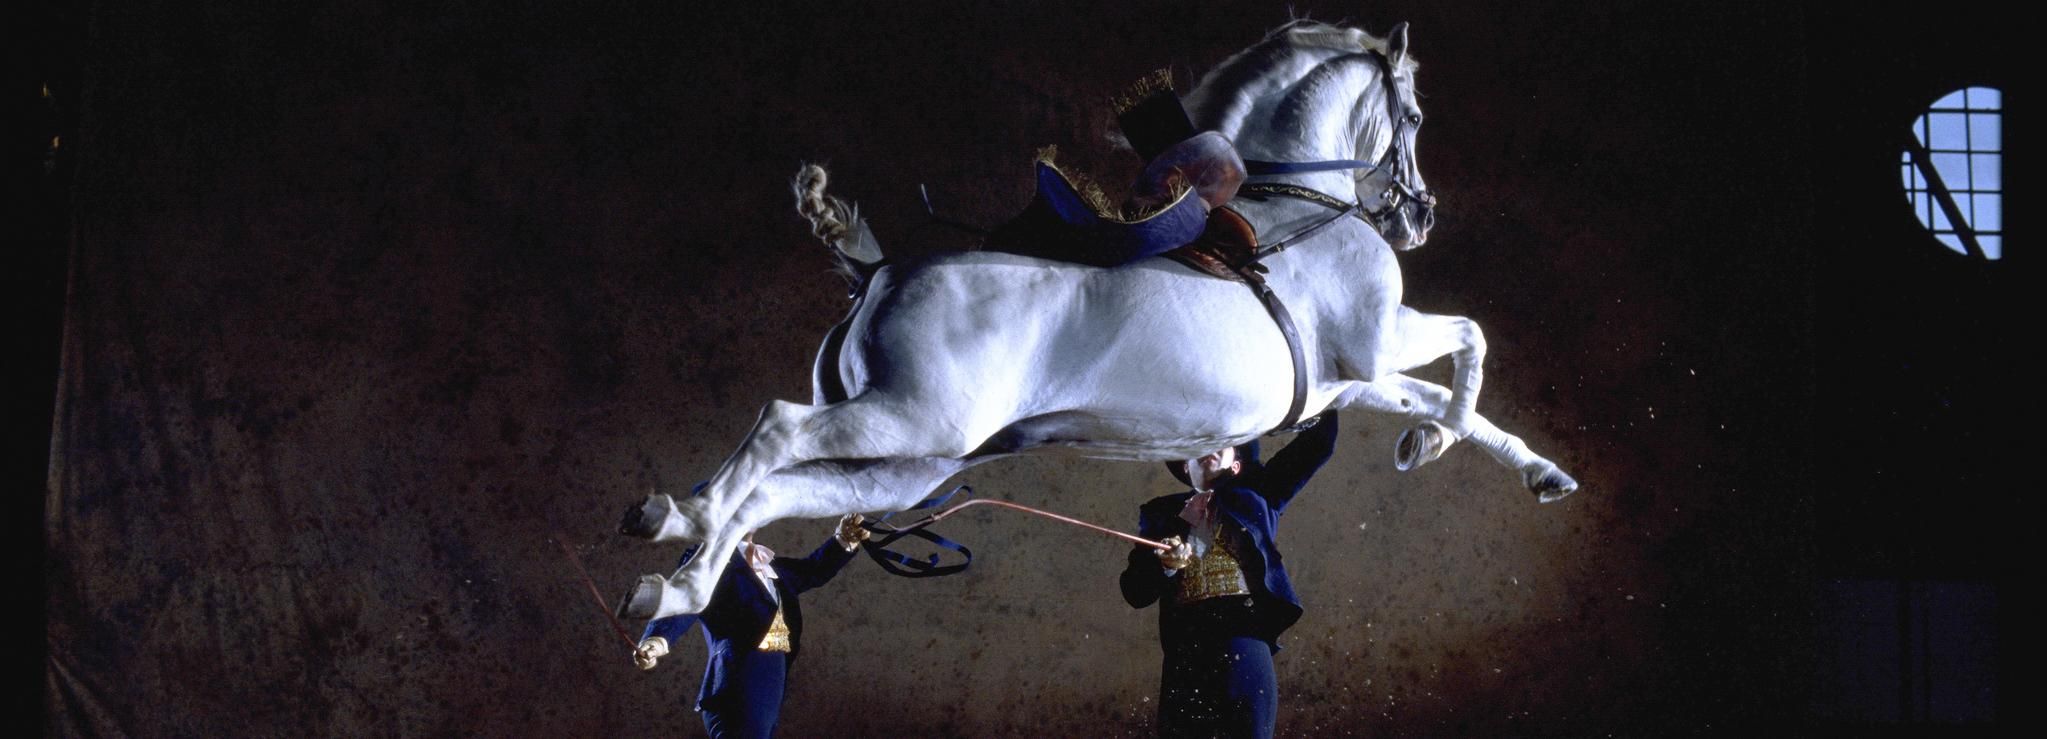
[718,455,995,543]
[622,394,994,617]
[620,456,977,545]
[706,394,987,517]
[617,456,981,620]
[622,395,977,540]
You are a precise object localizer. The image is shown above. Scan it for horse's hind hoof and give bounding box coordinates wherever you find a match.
[618,494,677,539]
[1527,465,1579,503]
[1394,421,1452,471]
[615,574,667,620]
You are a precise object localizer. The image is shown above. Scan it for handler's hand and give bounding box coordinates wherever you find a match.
[634,637,669,671]
[1155,536,1194,571]
[834,513,871,552]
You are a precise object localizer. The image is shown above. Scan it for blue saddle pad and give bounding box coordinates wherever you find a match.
[1035,162,1209,264]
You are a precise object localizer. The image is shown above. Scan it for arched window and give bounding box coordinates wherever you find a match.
[1901,87,2002,260]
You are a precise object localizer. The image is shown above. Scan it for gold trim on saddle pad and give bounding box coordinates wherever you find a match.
[1033,155,1196,225]
[757,608,792,653]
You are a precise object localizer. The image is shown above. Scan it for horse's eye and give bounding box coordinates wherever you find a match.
[1406,114,1423,126]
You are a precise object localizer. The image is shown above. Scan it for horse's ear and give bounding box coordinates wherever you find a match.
[1386,22,1410,66]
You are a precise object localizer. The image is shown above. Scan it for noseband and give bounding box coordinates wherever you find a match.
[1238,49,1434,229]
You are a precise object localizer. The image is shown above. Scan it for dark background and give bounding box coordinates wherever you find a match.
[29,0,2022,735]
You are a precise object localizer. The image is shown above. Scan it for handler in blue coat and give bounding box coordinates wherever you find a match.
[633,514,868,739]
[1120,411,1338,739]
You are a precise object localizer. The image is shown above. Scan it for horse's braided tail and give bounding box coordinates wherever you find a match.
[792,164,884,287]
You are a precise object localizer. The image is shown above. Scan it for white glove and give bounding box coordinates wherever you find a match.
[1155,536,1194,572]
[834,513,871,552]
[633,636,669,671]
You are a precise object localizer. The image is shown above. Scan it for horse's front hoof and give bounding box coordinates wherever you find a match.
[618,494,677,539]
[1394,421,1452,471]
[1527,465,1579,503]
[615,574,667,620]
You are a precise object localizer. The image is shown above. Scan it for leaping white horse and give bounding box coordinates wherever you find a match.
[619,20,1576,620]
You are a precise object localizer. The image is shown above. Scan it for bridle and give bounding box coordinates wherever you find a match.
[1178,47,1434,438]
[1236,49,1434,247]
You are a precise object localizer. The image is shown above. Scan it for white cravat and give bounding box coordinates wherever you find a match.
[739,541,780,604]
[1177,490,1217,558]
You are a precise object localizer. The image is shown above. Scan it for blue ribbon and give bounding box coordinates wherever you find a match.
[1243,158,1378,176]
[858,485,976,579]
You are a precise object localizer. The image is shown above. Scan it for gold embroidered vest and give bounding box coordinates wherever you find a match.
[756,607,792,653]
[1174,524,1252,605]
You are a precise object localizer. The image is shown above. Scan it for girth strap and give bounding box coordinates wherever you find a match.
[1233,265,1312,434]
[1162,208,1312,435]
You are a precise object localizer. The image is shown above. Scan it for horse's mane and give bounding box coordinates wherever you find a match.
[1185,19,1417,140]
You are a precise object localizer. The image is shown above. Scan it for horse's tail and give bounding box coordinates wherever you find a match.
[792,164,885,290]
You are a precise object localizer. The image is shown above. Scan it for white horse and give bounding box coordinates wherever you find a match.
[619,20,1576,620]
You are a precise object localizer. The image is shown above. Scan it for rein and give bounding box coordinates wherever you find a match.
[857,485,1172,579]
[1237,183,1363,261]
[890,497,1171,550]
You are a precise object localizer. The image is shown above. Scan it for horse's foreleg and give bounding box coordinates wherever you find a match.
[1384,308,1487,465]
[1390,308,1486,431]
[1338,375,1577,502]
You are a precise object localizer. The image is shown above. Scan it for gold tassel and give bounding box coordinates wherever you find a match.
[1114,68,1177,115]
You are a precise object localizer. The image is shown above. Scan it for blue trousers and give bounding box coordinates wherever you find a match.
[700,649,788,739]
[1157,632,1278,739]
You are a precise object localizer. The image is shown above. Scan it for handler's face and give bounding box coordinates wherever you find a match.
[1189,447,1240,488]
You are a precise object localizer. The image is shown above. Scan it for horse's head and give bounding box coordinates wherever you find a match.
[1356,23,1434,249]
[1187,20,1437,249]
